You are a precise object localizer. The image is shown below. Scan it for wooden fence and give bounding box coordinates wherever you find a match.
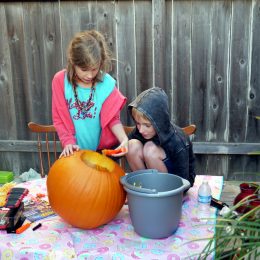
[0,0,260,180]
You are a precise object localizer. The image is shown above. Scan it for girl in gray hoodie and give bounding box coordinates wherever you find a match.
[126,87,196,188]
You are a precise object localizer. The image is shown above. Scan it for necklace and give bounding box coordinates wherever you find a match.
[73,83,95,113]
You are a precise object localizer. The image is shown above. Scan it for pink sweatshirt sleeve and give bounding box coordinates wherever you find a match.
[108,114,121,129]
[52,70,76,147]
[98,87,127,149]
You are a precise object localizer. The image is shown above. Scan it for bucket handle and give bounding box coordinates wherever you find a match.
[120,176,158,194]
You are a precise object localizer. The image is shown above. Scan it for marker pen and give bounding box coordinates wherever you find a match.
[32,223,42,231]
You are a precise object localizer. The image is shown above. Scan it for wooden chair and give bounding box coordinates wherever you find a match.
[123,125,197,136]
[28,122,196,177]
[28,122,60,178]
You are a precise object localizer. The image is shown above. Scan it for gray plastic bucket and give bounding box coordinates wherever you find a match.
[120,169,190,239]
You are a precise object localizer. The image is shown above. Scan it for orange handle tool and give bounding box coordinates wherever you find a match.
[16,223,31,234]
[102,147,127,156]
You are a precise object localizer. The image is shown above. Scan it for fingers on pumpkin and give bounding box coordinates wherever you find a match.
[102,147,127,156]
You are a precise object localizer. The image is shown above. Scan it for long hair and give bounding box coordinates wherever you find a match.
[66,30,112,88]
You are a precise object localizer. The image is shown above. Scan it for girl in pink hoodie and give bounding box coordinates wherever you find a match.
[52,30,128,157]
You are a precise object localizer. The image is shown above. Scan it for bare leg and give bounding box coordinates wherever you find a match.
[143,141,168,173]
[126,139,146,171]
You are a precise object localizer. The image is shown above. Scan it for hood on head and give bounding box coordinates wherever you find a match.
[128,87,172,144]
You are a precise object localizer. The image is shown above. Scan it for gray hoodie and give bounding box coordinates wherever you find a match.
[128,87,195,187]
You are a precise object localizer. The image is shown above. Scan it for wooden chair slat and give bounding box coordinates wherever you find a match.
[28,122,59,177]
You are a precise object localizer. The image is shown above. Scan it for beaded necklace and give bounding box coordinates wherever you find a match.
[73,82,95,113]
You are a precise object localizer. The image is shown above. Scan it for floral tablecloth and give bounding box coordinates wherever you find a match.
[0,175,223,260]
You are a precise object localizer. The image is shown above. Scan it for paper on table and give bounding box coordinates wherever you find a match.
[23,200,56,222]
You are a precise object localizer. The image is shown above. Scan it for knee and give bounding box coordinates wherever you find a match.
[127,139,143,157]
[143,142,159,160]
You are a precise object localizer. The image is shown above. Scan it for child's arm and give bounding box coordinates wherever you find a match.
[52,71,77,156]
[109,123,128,157]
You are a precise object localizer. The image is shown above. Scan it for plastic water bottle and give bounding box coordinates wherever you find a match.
[198,180,212,204]
[198,180,212,222]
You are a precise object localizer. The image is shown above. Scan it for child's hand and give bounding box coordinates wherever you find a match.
[111,139,128,157]
[102,147,127,157]
[102,139,128,157]
[60,144,80,158]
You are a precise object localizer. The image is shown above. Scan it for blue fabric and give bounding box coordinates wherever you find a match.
[162,157,175,174]
[64,73,115,150]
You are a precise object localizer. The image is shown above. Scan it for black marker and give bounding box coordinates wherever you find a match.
[32,223,42,231]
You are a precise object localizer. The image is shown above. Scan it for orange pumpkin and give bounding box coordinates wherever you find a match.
[47,150,126,229]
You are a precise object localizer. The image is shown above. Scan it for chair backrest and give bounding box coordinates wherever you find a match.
[181,124,197,136]
[28,122,60,178]
[123,124,197,136]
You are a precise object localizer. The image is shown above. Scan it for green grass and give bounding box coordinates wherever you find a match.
[197,197,260,259]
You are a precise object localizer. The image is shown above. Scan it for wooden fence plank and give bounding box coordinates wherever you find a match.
[228,0,255,178]
[1,140,260,155]
[172,0,192,125]
[59,1,80,66]
[205,1,232,179]
[134,0,153,96]
[248,0,260,140]
[0,4,21,175]
[96,1,117,80]
[116,1,136,123]
[41,1,63,120]
[229,0,251,143]
[153,0,165,89]
[2,3,28,174]
[190,1,213,176]
[0,5,16,138]
[190,1,212,141]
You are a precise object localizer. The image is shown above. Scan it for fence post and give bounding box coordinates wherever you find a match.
[153,0,166,89]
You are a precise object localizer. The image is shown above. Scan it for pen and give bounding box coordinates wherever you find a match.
[16,223,31,234]
[32,223,42,231]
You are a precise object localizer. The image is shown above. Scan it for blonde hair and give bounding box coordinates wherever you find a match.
[132,107,150,122]
[66,30,112,87]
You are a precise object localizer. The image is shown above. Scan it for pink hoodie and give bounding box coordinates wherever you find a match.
[52,70,127,150]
